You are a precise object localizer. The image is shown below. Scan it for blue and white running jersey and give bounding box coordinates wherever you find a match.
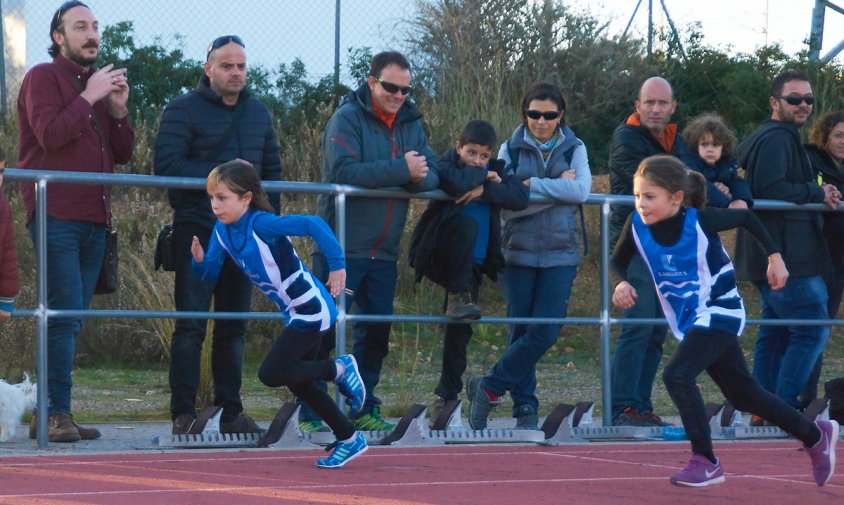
[193,211,344,333]
[631,207,745,341]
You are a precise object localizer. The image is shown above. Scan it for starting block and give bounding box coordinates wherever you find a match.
[709,400,832,440]
[256,403,319,449]
[154,406,262,448]
[371,401,596,446]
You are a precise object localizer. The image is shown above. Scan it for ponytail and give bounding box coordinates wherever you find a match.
[684,170,707,209]
[635,154,707,209]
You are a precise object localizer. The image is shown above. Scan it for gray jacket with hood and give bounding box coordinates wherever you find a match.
[316,83,439,261]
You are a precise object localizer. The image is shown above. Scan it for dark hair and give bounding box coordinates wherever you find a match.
[0,146,6,163]
[458,120,497,151]
[48,1,89,58]
[206,160,273,213]
[682,113,738,157]
[635,155,707,209]
[369,51,410,79]
[809,110,844,151]
[770,70,810,98]
[520,82,566,126]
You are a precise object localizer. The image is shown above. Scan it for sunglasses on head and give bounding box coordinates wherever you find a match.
[206,35,245,60]
[776,94,814,106]
[525,110,561,121]
[376,77,412,96]
[52,0,88,30]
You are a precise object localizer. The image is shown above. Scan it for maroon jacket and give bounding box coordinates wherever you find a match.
[0,192,19,309]
[17,55,134,224]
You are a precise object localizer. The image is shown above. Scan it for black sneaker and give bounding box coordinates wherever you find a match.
[172,413,196,435]
[514,405,538,430]
[445,292,481,320]
[612,407,652,427]
[467,377,500,430]
[641,411,673,427]
[221,413,265,434]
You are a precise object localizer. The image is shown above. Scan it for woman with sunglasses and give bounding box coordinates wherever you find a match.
[466,82,592,430]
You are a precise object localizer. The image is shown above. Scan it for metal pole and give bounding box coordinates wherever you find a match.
[622,0,643,38]
[647,0,653,62]
[658,0,686,60]
[334,190,347,407]
[36,179,49,449]
[0,0,8,120]
[600,201,612,427]
[809,0,826,63]
[334,0,341,90]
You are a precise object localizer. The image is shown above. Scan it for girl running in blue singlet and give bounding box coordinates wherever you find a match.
[191,160,367,468]
[611,154,837,488]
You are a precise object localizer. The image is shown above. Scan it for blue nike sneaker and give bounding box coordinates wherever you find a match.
[335,354,366,412]
[316,431,368,468]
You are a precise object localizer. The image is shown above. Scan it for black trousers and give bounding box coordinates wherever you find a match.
[427,214,483,400]
[662,326,817,457]
[258,326,354,440]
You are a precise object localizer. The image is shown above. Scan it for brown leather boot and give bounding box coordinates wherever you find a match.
[47,413,81,443]
[29,414,97,442]
[71,418,101,440]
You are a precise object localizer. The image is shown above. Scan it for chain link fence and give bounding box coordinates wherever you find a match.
[1,0,418,113]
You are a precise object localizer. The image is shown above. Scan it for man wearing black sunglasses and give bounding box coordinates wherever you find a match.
[154,34,281,436]
[734,70,840,414]
[303,51,438,432]
[17,1,134,443]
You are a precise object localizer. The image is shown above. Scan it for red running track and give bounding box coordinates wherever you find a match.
[0,441,841,505]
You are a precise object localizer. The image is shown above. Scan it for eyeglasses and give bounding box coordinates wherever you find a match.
[776,94,815,106]
[376,78,412,96]
[206,35,245,60]
[525,110,561,121]
[51,1,88,31]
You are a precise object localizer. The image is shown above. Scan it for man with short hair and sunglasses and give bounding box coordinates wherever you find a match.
[607,76,692,428]
[154,34,281,436]
[303,50,438,432]
[734,70,841,414]
[17,1,134,443]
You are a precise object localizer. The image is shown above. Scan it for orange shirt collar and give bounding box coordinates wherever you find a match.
[372,99,396,129]
[627,112,677,152]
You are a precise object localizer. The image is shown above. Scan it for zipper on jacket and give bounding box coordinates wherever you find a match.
[369,127,398,259]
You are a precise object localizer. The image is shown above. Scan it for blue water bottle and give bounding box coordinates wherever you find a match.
[663,426,687,440]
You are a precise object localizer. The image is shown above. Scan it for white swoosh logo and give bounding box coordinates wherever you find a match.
[705,468,718,478]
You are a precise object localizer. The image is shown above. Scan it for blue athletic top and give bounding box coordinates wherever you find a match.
[192,210,345,332]
[630,207,745,341]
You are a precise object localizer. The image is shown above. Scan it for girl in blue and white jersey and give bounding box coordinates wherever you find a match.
[190,160,367,469]
[610,155,837,488]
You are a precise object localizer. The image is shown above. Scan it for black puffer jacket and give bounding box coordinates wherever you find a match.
[408,149,529,283]
[806,143,844,268]
[154,75,281,228]
[608,120,690,248]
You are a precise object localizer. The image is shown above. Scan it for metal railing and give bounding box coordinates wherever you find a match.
[6,167,842,447]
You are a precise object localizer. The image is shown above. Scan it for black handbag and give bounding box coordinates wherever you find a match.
[95,227,119,294]
[154,223,176,272]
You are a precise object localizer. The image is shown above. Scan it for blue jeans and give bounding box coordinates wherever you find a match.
[610,255,668,417]
[299,256,398,420]
[753,275,830,409]
[168,222,252,423]
[484,264,577,416]
[29,218,106,415]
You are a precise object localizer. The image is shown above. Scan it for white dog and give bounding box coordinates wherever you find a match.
[0,373,37,442]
